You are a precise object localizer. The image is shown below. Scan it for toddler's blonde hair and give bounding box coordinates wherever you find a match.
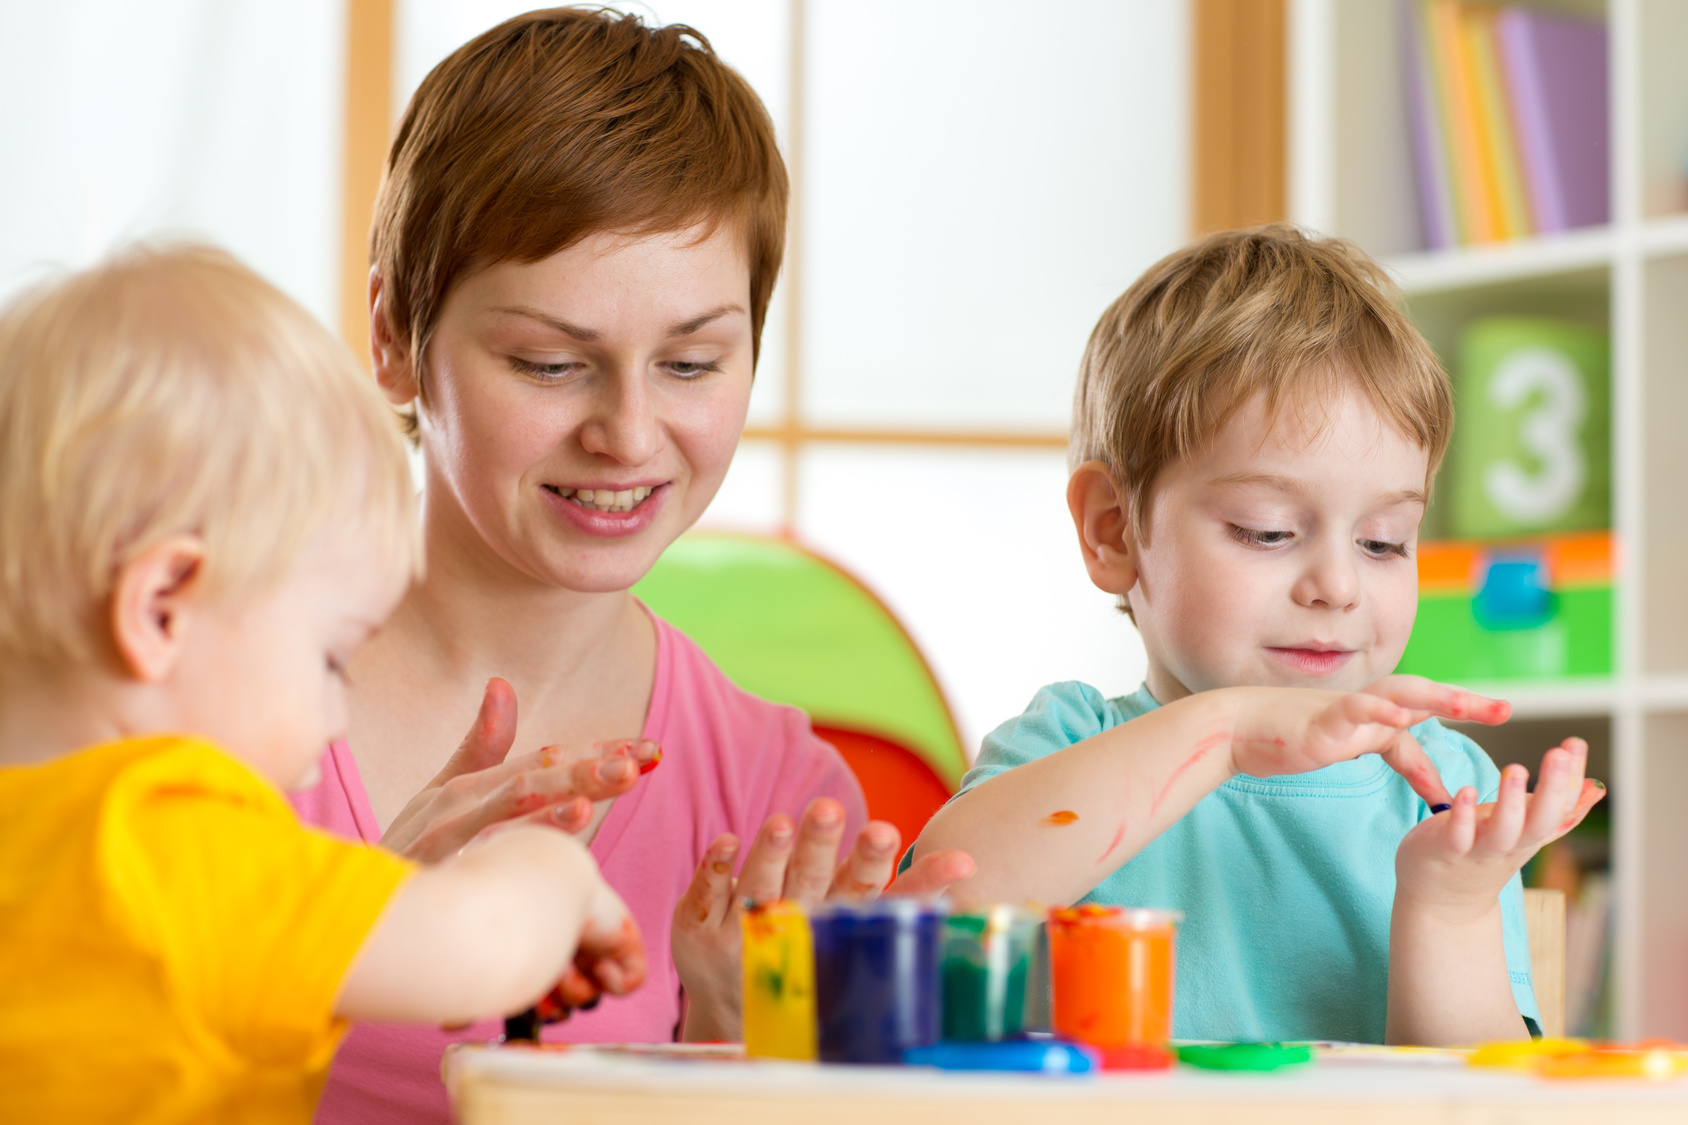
[1072,224,1452,543]
[0,244,419,665]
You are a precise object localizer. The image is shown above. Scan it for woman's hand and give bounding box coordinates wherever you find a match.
[670,798,974,1042]
[381,677,660,864]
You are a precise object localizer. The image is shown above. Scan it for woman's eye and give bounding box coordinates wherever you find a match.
[664,359,722,379]
[1230,526,1293,548]
[1360,538,1410,559]
[509,357,581,379]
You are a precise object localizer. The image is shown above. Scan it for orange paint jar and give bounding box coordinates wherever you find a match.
[1049,905,1181,1060]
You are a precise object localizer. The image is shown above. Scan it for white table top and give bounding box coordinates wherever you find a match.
[445,1042,1688,1125]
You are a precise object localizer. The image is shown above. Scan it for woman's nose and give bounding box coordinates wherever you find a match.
[578,370,662,464]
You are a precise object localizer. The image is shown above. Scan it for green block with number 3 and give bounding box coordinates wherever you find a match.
[1448,318,1610,539]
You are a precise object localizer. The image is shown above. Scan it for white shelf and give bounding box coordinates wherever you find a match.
[1641,213,1688,257]
[1453,676,1688,720]
[1385,227,1615,295]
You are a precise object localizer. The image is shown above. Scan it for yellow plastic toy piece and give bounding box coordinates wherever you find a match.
[741,900,817,1061]
[1467,1038,1586,1070]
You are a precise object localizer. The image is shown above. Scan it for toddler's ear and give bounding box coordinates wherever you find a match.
[110,534,206,683]
[1067,461,1139,597]
[369,268,417,407]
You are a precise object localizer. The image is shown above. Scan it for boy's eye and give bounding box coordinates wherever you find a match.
[1230,526,1293,549]
[509,357,582,380]
[1360,538,1411,559]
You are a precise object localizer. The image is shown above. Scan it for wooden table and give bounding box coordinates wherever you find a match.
[445,1043,1688,1125]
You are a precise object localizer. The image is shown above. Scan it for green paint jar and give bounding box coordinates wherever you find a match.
[941,906,1041,1041]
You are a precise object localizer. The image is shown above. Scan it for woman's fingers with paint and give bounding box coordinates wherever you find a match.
[829,820,901,899]
[676,834,739,929]
[733,814,798,908]
[783,799,849,905]
[884,847,975,899]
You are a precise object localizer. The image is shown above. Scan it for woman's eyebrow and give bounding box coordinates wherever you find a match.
[666,303,745,337]
[491,305,600,341]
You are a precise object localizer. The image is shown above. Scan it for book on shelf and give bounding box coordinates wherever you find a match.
[1401,1,1609,249]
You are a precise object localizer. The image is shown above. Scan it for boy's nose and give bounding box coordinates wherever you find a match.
[1291,542,1360,611]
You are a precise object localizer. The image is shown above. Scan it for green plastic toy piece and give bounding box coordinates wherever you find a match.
[1176,1042,1314,1072]
[632,532,968,785]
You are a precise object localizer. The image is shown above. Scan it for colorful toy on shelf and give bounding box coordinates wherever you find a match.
[1048,905,1181,1070]
[941,906,1041,1042]
[741,900,817,1061]
[810,899,946,1064]
[1399,530,1611,681]
[1448,318,1609,541]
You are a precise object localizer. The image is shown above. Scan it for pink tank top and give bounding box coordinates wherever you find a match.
[290,613,866,1124]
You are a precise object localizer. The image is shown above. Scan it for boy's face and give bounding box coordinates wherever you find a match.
[168,521,409,790]
[1123,387,1428,701]
[396,223,754,594]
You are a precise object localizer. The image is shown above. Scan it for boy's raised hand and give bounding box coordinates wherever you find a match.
[1395,737,1605,920]
[1228,675,1511,808]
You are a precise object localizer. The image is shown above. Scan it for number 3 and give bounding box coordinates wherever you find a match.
[1482,346,1586,525]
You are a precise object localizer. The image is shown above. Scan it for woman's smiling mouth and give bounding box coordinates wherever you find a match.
[544,484,656,513]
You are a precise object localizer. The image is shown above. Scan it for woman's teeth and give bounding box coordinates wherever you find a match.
[552,485,654,513]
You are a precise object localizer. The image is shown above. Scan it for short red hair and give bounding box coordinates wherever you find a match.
[372,6,788,386]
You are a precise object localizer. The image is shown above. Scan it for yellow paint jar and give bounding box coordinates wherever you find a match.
[742,900,817,1060]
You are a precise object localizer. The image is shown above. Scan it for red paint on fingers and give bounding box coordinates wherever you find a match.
[639,745,663,774]
[1045,810,1080,826]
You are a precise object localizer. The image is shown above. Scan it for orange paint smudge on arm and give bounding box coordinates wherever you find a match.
[1045,810,1080,826]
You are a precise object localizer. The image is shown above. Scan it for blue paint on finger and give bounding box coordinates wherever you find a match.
[1430,803,1453,814]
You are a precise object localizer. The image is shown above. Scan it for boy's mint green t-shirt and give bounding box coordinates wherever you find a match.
[959,682,1539,1044]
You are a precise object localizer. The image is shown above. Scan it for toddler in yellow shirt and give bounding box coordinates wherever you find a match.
[0,246,646,1123]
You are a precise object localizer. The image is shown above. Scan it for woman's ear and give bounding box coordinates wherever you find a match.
[369,268,418,408]
[110,534,207,683]
[1066,461,1140,598]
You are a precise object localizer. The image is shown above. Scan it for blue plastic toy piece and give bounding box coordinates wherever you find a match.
[903,1039,1098,1073]
[1473,555,1555,631]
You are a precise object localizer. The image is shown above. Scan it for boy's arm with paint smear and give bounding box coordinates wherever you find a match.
[1386,737,1604,1046]
[917,676,1502,908]
[334,826,645,1025]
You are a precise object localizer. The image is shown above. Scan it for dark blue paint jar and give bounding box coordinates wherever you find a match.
[810,899,946,1064]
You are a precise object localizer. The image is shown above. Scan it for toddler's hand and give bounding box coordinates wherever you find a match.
[1230,675,1509,806]
[1395,737,1605,922]
[539,874,647,1019]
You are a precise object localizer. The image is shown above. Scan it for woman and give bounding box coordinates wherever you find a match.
[289,10,970,1122]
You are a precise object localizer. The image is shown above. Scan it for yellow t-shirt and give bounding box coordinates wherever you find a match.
[0,735,413,1124]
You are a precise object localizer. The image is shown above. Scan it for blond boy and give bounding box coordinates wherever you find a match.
[914,226,1602,1046]
[0,246,645,1121]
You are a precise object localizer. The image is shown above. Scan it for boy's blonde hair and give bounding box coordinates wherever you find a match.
[1072,224,1452,542]
[0,245,418,665]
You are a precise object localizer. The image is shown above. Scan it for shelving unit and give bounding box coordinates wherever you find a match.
[1290,0,1688,1038]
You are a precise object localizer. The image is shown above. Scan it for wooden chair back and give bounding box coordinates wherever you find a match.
[1522,887,1567,1037]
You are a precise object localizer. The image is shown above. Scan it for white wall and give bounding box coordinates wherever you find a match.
[0,0,344,327]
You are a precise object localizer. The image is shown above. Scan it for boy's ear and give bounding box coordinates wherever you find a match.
[110,534,207,683]
[369,268,418,408]
[1067,461,1140,597]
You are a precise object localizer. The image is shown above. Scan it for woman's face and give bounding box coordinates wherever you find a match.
[390,224,755,594]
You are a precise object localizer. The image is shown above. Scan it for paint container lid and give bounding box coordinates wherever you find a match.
[1468,1038,1586,1069]
[1047,904,1183,931]
[1176,1042,1314,1072]
[945,904,1043,936]
[810,897,949,922]
[904,1039,1098,1074]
